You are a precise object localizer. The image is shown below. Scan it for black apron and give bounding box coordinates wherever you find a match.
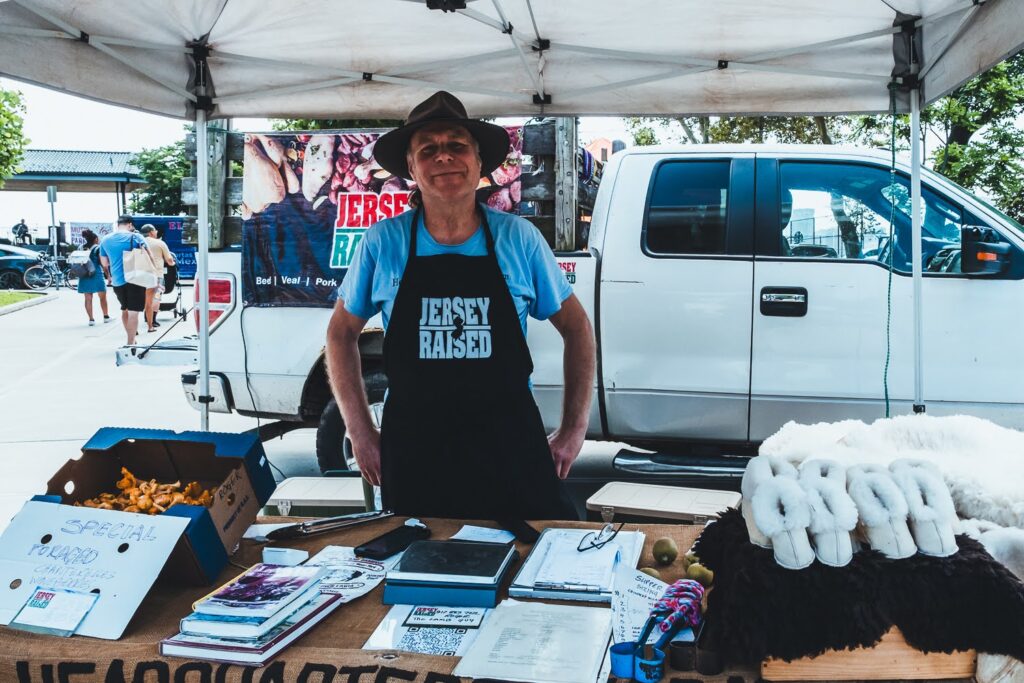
[380,206,577,521]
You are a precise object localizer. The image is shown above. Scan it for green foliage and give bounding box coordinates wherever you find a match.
[271,118,400,131]
[626,52,1024,222]
[0,88,29,189]
[627,115,836,146]
[129,139,190,215]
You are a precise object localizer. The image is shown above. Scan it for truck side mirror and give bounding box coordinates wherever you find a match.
[961,225,1011,275]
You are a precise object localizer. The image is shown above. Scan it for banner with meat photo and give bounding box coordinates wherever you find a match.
[241,127,523,307]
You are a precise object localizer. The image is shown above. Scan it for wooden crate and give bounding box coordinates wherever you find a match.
[761,627,976,681]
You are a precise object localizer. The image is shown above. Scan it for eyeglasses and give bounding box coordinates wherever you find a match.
[577,522,625,552]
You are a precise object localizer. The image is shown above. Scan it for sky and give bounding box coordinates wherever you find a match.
[0,80,633,237]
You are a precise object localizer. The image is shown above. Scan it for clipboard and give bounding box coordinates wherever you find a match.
[508,527,645,603]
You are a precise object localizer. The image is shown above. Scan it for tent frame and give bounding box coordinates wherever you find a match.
[8,0,998,427]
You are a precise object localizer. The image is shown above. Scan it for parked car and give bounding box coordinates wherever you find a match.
[0,244,42,289]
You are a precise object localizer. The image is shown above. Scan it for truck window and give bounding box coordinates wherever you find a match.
[644,161,730,255]
[778,162,982,274]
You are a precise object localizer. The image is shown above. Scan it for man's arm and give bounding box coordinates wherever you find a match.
[546,294,596,479]
[325,300,381,486]
[99,254,112,281]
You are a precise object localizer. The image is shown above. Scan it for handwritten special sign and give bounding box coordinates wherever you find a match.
[0,500,188,639]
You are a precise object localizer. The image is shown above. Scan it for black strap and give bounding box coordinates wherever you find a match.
[407,204,496,263]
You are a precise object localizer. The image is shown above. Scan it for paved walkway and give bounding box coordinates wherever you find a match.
[0,287,319,531]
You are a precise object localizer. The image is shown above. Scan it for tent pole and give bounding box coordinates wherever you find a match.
[910,88,925,413]
[197,108,211,431]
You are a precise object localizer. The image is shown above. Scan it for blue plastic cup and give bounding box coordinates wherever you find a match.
[633,646,666,683]
[609,641,637,678]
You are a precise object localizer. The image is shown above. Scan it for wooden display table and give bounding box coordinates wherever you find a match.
[1,518,751,683]
[762,627,976,681]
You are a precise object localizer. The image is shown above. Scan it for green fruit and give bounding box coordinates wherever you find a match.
[639,567,663,580]
[652,537,679,566]
[686,562,714,587]
[685,552,700,564]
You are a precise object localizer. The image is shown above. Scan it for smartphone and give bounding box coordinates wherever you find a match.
[496,518,541,544]
[355,523,431,560]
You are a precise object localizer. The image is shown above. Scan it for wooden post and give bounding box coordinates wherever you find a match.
[554,117,578,252]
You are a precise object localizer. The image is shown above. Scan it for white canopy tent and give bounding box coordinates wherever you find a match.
[2,0,1022,429]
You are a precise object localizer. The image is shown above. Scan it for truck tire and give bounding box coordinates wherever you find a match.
[315,398,351,473]
[314,370,387,474]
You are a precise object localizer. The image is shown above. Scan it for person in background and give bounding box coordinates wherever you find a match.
[99,214,155,346]
[139,224,176,333]
[76,229,110,326]
[11,218,31,245]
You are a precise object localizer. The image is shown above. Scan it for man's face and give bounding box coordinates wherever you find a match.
[407,124,481,204]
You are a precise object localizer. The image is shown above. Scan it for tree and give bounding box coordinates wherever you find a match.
[129,139,190,215]
[626,115,837,146]
[0,88,29,189]
[272,118,400,131]
[626,52,1024,222]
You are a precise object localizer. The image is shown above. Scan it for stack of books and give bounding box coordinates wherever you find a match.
[160,563,339,666]
[383,540,518,608]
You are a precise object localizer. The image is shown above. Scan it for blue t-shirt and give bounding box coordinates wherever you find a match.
[339,206,572,337]
[99,231,147,286]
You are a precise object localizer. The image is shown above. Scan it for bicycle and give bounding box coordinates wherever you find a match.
[23,254,77,290]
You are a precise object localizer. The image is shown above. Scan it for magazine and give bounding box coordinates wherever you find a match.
[180,585,321,639]
[193,564,327,619]
[162,593,343,666]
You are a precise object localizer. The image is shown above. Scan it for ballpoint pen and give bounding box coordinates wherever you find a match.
[265,510,394,541]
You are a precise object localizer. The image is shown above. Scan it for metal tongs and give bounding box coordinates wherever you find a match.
[266,509,393,541]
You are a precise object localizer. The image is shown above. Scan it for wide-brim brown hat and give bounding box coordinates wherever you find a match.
[373,91,510,181]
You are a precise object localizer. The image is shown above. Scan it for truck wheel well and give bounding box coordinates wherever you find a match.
[301,331,385,421]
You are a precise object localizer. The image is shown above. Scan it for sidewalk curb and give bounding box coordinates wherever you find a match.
[0,291,55,316]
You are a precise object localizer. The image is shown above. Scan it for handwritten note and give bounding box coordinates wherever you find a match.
[612,566,668,644]
[0,500,188,639]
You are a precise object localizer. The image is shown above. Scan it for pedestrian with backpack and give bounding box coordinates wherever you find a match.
[73,229,110,326]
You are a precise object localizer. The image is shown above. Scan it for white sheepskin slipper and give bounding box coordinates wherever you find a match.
[742,455,798,548]
[847,464,917,559]
[890,459,960,557]
[801,476,859,567]
[799,459,847,486]
[752,476,815,570]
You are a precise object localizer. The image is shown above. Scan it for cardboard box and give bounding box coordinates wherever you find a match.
[38,428,276,585]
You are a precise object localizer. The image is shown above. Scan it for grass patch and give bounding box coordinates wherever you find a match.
[0,292,40,308]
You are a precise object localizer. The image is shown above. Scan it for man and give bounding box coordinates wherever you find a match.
[139,224,176,333]
[11,218,30,245]
[325,92,596,520]
[99,214,155,346]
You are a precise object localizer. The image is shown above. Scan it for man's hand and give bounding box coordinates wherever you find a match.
[547,294,596,480]
[350,428,383,487]
[548,426,586,479]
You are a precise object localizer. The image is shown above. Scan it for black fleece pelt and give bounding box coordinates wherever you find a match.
[691,508,1024,664]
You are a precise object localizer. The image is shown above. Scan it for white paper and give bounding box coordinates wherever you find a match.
[364,604,487,656]
[512,528,645,599]
[453,600,611,683]
[611,567,668,645]
[307,545,403,571]
[0,500,189,639]
[533,529,619,589]
[11,587,98,636]
[450,525,516,544]
[317,557,389,601]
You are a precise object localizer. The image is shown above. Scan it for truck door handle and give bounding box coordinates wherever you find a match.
[760,287,808,317]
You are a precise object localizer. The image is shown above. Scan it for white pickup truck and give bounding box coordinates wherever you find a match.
[177,144,1024,485]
